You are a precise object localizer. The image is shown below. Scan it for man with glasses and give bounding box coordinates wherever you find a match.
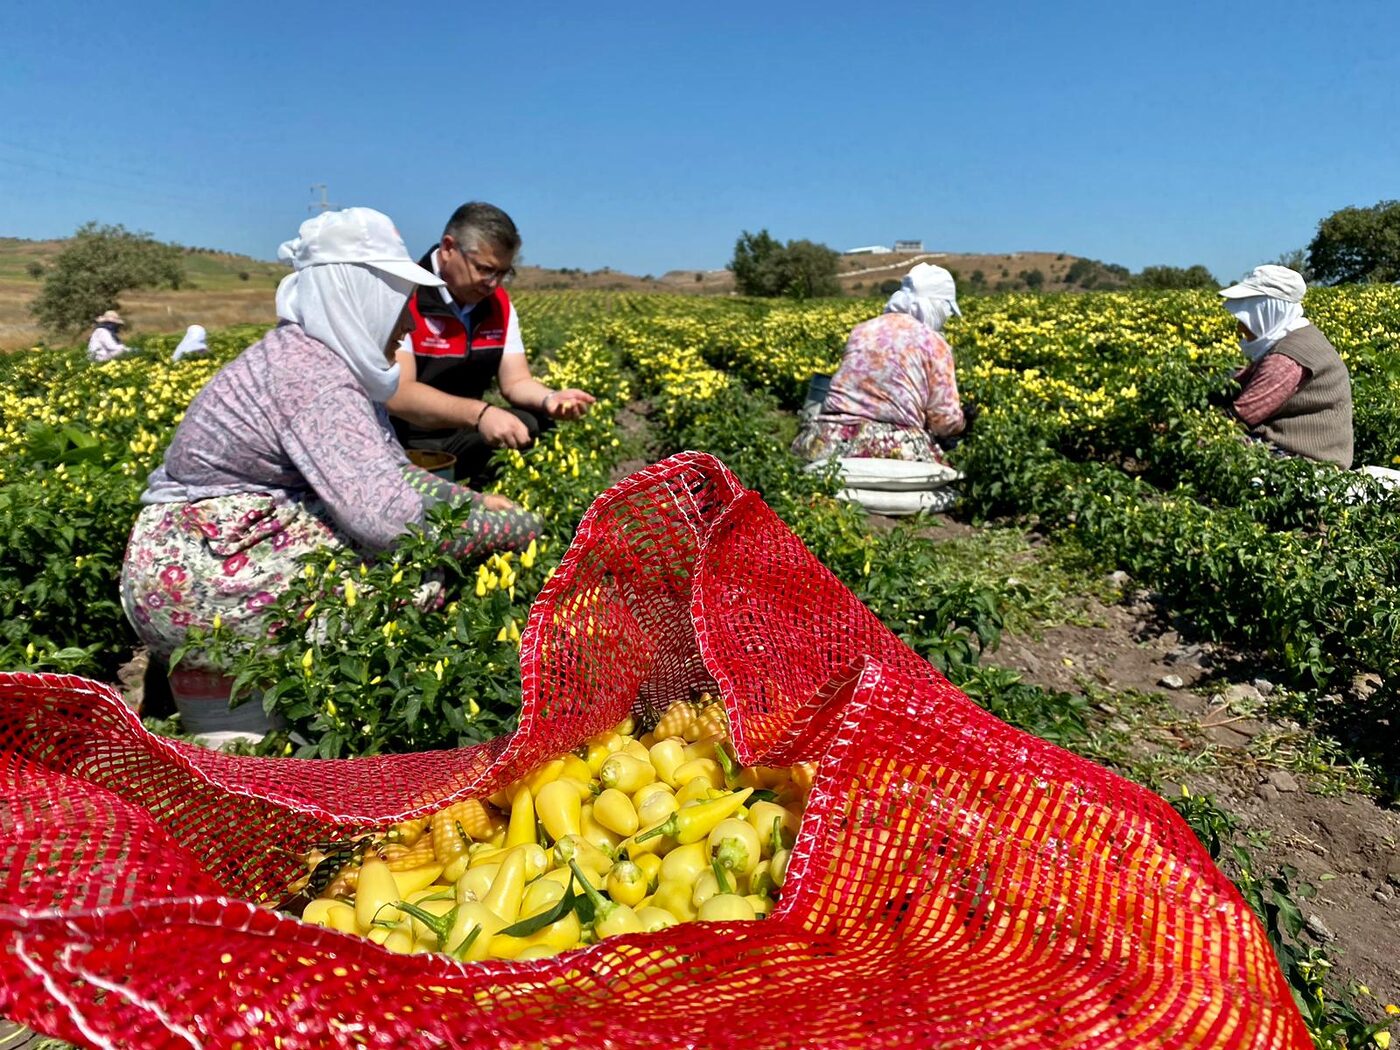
[388,201,596,485]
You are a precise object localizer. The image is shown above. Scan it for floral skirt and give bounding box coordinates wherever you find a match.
[120,492,352,664]
[791,418,949,465]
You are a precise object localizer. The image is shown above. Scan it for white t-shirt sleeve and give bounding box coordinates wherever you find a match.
[503,303,525,355]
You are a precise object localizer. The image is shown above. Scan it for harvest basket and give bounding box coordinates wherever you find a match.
[0,453,1308,1048]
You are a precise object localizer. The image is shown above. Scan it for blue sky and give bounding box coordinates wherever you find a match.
[1,1,1396,283]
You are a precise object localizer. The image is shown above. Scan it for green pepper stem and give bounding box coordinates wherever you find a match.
[634,814,679,844]
[394,899,455,943]
[714,742,741,785]
[567,857,615,919]
[770,815,784,857]
[711,858,733,896]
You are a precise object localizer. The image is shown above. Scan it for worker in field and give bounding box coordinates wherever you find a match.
[87,310,135,362]
[171,324,209,361]
[1217,265,1353,469]
[120,207,541,733]
[386,201,596,486]
[791,262,970,464]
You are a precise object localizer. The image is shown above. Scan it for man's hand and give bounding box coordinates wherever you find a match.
[544,388,596,421]
[479,406,532,449]
[481,493,517,512]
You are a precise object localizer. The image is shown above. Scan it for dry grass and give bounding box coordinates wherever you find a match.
[0,281,276,349]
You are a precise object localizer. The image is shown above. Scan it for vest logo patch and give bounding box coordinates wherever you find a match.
[424,316,445,336]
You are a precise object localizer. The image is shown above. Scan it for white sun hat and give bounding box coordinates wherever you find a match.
[277,207,444,287]
[1219,264,1307,303]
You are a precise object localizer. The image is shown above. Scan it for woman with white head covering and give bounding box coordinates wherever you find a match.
[171,324,209,362]
[792,262,969,464]
[1218,264,1353,468]
[119,208,542,733]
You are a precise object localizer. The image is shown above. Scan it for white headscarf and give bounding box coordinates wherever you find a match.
[275,263,413,403]
[171,324,207,361]
[884,262,961,334]
[1224,295,1309,362]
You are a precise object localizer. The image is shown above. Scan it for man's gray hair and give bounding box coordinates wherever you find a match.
[443,202,521,258]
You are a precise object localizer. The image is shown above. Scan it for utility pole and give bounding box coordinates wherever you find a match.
[308,184,337,214]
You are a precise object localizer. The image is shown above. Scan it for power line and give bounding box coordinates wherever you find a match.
[308,184,337,214]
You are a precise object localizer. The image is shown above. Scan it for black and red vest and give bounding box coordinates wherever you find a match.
[395,249,514,442]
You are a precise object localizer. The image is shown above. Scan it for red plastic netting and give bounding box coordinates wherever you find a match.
[0,452,1307,1049]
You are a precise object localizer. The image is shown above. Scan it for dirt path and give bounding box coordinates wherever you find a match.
[992,593,1400,1005]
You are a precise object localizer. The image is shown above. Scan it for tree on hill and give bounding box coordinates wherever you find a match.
[1064,257,1131,290]
[30,222,185,335]
[1135,264,1217,290]
[729,229,841,299]
[1307,200,1400,284]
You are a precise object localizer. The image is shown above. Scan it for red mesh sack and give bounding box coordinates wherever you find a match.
[0,452,1308,1049]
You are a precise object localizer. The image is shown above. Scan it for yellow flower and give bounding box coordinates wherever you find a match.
[343,578,357,608]
[1376,1031,1390,1049]
[212,613,222,630]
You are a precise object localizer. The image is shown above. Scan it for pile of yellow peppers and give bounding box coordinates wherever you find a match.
[297,698,812,961]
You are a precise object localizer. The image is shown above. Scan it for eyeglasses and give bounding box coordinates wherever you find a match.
[463,250,515,285]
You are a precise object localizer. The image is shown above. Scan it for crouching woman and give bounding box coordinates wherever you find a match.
[120,208,541,730]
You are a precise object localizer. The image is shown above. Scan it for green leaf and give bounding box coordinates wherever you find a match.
[497,878,577,938]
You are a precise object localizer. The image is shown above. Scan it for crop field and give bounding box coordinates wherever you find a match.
[3,288,1399,1046]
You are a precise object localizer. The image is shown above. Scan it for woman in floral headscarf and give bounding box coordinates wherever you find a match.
[792,263,968,464]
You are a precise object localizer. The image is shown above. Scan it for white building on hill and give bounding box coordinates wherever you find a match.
[843,245,891,255]
[893,239,924,253]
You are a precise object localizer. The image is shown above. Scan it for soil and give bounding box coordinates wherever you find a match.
[989,583,1400,1006]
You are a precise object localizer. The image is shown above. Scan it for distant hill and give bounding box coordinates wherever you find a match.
[0,237,288,348]
[0,234,1124,348]
[0,236,288,289]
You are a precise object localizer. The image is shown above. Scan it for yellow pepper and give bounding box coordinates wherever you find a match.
[747,801,799,853]
[637,789,679,829]
[505,786,537,849]
[482,847,529,924]
[354,857,402,933]
[697,894,756,922]
[554,833,614,874]
[580,803,622,854]
[639,788,753,846]
[635,905,678,932]
[709,818,762,878]
[489,910,582,960]
[520,758,566,796]
[535,779,582,842]
[390,862,445,896]
[568,859,644,938]
[401,896,456,948]
[559,753,593,785]
[633,852,662,890]
[301,898,356,932]
[658,841,710,885]
[670,758,723,790]
[582,739,612,775]
[598,753,655,794]
[521,877,567,917]
[457,863,499,903]
[592,788,639,837]
[647,738,687,786]
[649,878,698,922]
[605,859,648,908]
[675,776,717,808]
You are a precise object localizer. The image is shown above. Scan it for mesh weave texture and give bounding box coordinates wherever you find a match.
[0,452,1308,1049]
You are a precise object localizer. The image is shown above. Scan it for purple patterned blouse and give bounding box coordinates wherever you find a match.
[142,324,423,551]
